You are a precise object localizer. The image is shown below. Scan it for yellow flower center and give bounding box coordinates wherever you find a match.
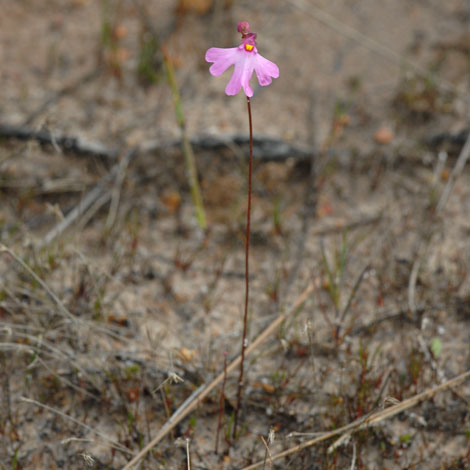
[244,44,254,52]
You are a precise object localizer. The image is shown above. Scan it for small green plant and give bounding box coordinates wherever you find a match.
[11,447,19,470]
[137,28,161,86]
[408,348,424,387]
[399,433,411,444]
[393,73,452,122]
[127,408,135,433]
[98,0,126,78]
[270,369,287,389]
[272,198,283,235]
[430,337,442,358]
[264,270,281,303]
[188,415,197,436]
[225,412,235,441]
[320,234,348,315]
[100,0,113,50]
[125,364,141,379]
[320,233,370,341]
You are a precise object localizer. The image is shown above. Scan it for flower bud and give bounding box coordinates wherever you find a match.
[237,21,250,37]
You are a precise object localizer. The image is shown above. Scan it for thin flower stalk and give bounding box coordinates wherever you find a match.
[205,22,279,438]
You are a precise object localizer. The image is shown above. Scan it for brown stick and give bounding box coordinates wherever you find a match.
[241,369,470,470]
[0,123,311,162]
[259,435,273,470]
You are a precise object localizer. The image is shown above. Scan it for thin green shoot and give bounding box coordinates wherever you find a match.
[137,30,160,85]
[162,49,207,230]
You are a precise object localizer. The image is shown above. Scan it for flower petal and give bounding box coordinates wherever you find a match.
[205,47,239,76]
[206,42,278,97]
[224,59,243,95]
[240,53,256,97]
[254,53,279,87]
[225,50,256,97]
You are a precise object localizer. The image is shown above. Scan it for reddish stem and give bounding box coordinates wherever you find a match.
[233,96,253,438]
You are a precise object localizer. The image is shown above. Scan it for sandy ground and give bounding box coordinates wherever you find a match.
[0,1,469,469]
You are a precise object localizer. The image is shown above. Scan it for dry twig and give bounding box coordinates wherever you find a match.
[241,370,470,469]
[39,147,138,247]
[0,123,117,160]
[259,435,273,470]
[0,123,311,162]
[20,397,132,455]
[0,244,77,324]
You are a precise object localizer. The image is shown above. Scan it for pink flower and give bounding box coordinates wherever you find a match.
[205,22,279,97]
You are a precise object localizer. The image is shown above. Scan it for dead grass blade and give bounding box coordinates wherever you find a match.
[241,370,470,470]
[0,244,77,324]
[20,397,132,455]
[40,147,138,247]
[436,133,470,214]
[259,435,273,470]
[408,133,470,315]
